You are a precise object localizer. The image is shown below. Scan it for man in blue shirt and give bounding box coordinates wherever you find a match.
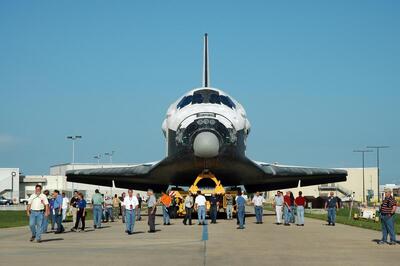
[53,190,65,234]
[236,191,246,229]
[324,192,339,226]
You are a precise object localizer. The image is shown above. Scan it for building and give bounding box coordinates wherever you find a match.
[265,167,378,203]
[0,168,20,202]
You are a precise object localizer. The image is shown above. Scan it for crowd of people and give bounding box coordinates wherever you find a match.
[26,184,397,245]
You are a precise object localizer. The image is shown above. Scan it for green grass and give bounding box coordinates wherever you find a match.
[265,205,400,234]
[0,209,94,229]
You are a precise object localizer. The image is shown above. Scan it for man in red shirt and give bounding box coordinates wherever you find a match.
[283,191,292,226]
[295,191,306,226]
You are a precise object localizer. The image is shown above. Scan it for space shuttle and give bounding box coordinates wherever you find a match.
[67,34,347,192]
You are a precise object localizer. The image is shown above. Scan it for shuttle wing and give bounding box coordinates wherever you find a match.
[243,161,347,192]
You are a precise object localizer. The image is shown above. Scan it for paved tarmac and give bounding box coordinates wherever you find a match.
[0,210,399,266]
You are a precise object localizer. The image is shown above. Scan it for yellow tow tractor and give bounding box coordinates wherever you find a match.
[171,170,239,217]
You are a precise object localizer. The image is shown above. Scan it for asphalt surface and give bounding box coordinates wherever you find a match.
[0,209,399,266]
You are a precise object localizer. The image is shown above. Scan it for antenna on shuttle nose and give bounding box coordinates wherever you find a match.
[202,33,210,87]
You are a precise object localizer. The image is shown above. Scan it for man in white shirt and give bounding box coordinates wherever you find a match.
[194,190,207,225]
[61,192,69,222]
[123,189,139,234]
[27,184,49,243]
[252,192,265,224]
[273,191,284,225]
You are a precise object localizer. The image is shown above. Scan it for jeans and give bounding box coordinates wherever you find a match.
[93,205,103,228]
[42,214,49,233]
[162,205,170,224]
[381,214,396,242]
[105,207,114,222]
[327,208,336,224]
[290,206,296,223]
[210,205,217,223]
[197,205,206,224]
[226,205,233,219]
[296,206,305,225]
[29,210,44,240]
[255,206,263,223]
[283,206,291,224]
[125,209,136,233]
[237,206,245,228]
[183,207,192,225]
[275,206,283,224]
[54,208,64,232]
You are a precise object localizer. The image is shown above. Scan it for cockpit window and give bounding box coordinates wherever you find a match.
[176,89,236,109]
[177,95,193,109]
[220,95,236,109]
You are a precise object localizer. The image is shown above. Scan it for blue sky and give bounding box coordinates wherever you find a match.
[0,1,399,184]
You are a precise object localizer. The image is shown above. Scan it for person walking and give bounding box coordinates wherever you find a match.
[324,192,339,226]
[252,192,265,224]
[27,184,49,243]
[136,193,142,221]
[53,190,65,234]
[160,192,171,225]
[41,189,50,234]
[92,189,104,229]
[183,193,194,225]
[104,193,114,222]
[236,191,246,229]
[70,191,79,225]
[71,192,86,232]
[147,189,157,233]
[378,188,397,245]
[295,191,306,226]
[123,189,139,235]
[194,190,207,225]
[61,192,69,222]
[48,195,56,231]
[225,193,233,220]
[273,191,284,225]
[112,194,121,220]
[209,193,218,224]
[283,191,292,226]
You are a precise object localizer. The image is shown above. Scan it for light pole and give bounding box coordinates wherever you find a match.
[66,135,82,164]
[354,149,373,203]
[11,171,16,202]
[94,154,102,165]
[67,135,82,192]
[366,145,389,202]
[104,151,115,164]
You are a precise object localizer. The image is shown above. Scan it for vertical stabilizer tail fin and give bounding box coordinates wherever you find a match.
[202,33,210,87]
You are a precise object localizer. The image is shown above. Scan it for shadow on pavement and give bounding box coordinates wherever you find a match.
[41,238,64,242]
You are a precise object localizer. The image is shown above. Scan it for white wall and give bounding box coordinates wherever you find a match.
[0,168,19,202]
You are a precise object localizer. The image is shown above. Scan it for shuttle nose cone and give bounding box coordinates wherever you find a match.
[193,132,219,158]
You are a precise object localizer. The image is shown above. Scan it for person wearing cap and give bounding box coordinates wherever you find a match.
[26,184,49,243]
[123,189,139,234]
[273,191,284,225]
[324,191,339,226]
[378,188,397,245]
[146,189,157,233]
[252,191,265,224]
[160,192,171,225]
[236,190,246,229]
[194,190,207,225]
[92,189,104,229]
